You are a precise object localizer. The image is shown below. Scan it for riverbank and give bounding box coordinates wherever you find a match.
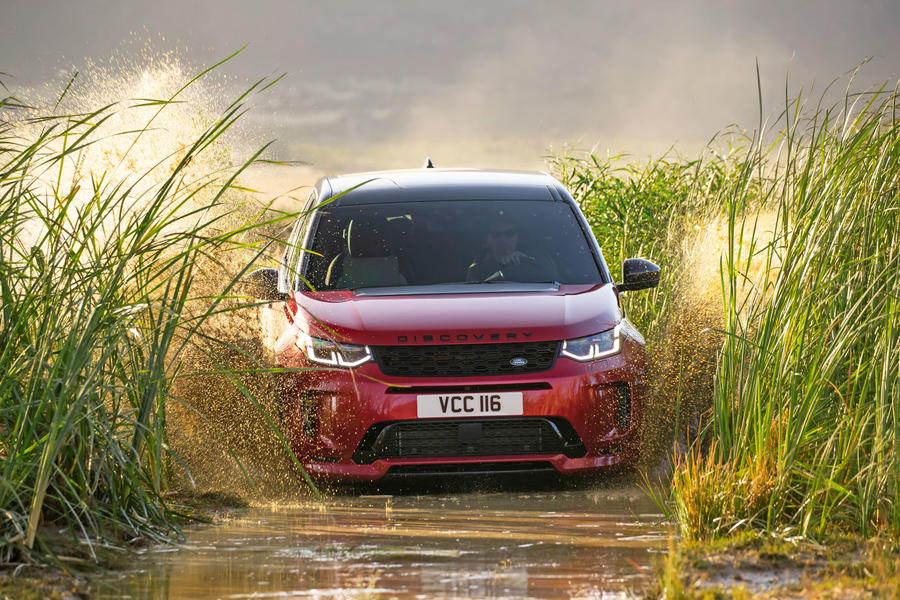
[650,535,900,598]
[0,492,249,600]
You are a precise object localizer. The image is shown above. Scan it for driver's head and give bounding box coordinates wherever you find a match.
[486,220,518,258]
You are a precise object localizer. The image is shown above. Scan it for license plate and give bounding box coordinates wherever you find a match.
[416,391,524,418]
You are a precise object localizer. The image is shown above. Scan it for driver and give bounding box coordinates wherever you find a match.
[466,220,558,282]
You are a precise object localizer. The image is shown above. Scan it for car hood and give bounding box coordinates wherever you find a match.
[291,284,621,345]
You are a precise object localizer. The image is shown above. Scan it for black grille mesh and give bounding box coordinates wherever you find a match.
[353,417,585,463]
[372,341,560,377]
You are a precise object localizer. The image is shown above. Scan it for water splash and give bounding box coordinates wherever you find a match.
[641,210,780,470]
[3,50,311,500]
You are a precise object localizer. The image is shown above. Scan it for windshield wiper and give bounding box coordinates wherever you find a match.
[457,278,561,286]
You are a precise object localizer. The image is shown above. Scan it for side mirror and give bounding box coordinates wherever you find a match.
[617,258,660,292]
[244,267,289,302]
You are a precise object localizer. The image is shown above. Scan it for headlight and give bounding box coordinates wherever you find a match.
[560,324,621,362]
[296,332,373,367]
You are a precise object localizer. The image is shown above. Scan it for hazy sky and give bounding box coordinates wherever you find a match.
[3,0,899,171]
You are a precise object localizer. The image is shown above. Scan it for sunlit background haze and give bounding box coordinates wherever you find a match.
[3,0,899,177]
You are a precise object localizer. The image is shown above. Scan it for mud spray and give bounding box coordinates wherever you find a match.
[640,209,779,474]
[6,51,320,501]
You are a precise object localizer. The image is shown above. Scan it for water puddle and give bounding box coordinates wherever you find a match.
[95,484,669,599]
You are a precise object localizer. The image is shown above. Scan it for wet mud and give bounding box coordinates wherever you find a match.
[94,483,668,599]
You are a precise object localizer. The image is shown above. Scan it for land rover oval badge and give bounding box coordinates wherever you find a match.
[509,357,528,367]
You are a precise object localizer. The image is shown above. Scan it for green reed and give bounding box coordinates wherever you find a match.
[553,75,900,541]
[0,59,305,565]
[683,81,900,541]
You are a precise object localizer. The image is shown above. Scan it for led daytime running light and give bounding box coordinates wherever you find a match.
[560,324,621,362]
[297,332,373,367]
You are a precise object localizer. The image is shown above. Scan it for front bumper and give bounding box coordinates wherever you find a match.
[280,340,647,481]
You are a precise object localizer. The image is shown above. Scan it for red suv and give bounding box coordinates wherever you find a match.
[250,168,659,481]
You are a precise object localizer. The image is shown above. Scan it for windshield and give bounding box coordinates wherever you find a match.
[295,200,603,290]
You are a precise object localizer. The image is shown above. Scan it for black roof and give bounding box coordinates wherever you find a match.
[316,168,571,206]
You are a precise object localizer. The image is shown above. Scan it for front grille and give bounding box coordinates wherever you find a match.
[353,417,585,463]
[372,341,560,377]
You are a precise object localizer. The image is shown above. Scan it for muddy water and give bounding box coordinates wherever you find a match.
[95,484,668,599]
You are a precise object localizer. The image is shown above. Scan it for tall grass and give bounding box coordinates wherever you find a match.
[0,60,293,564]
[673,80,900,541]
[553,75,900,542]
